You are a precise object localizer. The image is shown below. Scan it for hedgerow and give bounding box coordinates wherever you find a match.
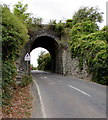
[2,5,29,106]
[2,60,17,105]
[2,5,29,61]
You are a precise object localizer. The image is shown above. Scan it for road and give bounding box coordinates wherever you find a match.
[31,70,106,118]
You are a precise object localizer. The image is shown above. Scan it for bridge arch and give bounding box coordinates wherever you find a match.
[18,27,70,75]
[17,25,90,79]
[30,35,61,72]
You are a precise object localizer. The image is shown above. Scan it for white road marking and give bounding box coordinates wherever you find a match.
[40,76,47,79]
[48,82,56,85]
[33,80,47,118]
[68,85,91,97]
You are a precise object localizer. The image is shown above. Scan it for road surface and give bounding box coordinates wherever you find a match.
[31,70,106,118]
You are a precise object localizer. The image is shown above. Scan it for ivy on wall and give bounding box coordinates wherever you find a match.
[69,22,108,85]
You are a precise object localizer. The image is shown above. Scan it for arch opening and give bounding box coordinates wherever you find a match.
[30,47,49,67]
[30,36,60,73]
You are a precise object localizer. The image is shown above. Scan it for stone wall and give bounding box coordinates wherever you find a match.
[62,45,91,80]
[18,25,91,81]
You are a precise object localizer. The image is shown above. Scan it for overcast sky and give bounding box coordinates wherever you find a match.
[1,0,107,67]
[1,0,107,25]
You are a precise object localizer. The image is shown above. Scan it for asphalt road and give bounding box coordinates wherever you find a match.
[31,70,106,118]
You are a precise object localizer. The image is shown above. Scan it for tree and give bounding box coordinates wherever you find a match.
[69,6,107,85]
[70,21,99,37]
[13,1,31,24]
[2,5,29,61]
[66,7,103,27]
[13,1,44,36]
[37,52,51,71]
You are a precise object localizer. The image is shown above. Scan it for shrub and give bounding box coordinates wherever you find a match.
[2,5,29,106]
[19,75,32,88]
[80,32,107,84]
[2,5,29,61]
[70,28,108,85]
[2,60,17,105]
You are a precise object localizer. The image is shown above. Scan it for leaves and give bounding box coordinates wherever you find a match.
[2,5,29,61]
[37,52,52,71]
[13,2,31,24]
[69,7,107,84]
[72,7,103,26]
[70,28,107,84]
[2,85,32,118]
[2,5,30,116]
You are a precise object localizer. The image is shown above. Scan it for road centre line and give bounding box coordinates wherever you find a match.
[68,85,91,97]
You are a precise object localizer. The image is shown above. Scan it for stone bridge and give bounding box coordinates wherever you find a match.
[18,25,89,79]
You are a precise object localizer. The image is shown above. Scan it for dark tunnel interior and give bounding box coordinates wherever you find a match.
[30,36,60,72]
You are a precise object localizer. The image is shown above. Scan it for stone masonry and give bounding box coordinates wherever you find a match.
[18,25,91,80]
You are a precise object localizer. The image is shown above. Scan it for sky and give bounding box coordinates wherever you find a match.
[1,0,107,67]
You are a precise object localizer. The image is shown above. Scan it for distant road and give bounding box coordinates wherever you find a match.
[31,70,106,118]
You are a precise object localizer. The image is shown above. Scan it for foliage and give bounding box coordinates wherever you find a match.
[66,19,73,28]
[70,21,99,58]
[28,17,43,35]
[82,32,107,84]
[2,84,32,118]
[70,25,107,84]
[13,2,31,24]
[37,52,51,71]
[47,20,66,38]
[2,5,29,106]
[69,6,107,85]
[2,60,17,105]
[66,7,103,27]
[32,17,43,25]
[55,20,65,37]
[47,20,57,30]
[13,1,43,35]
[2,5,29,61]
[70,21,99,36]
[30,64,37,70]
[19,75,32,88]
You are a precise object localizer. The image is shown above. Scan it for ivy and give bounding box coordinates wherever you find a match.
[70,25,108,85]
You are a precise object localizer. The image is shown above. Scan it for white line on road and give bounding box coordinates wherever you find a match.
[68,85,91,97]
[33,80,47,118]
